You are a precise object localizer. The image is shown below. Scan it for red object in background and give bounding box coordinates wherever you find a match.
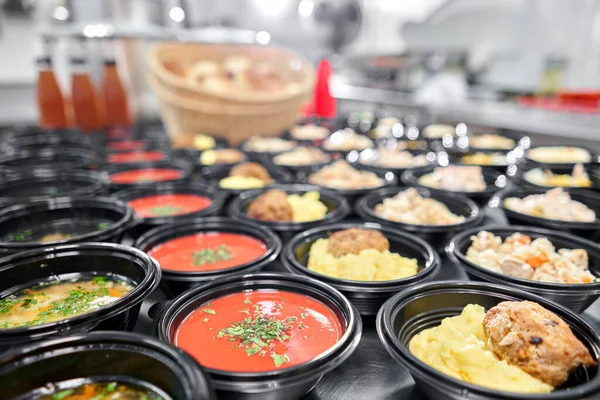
[312,59,337,119]
[518,91,600,113]
[36,58,68,129]
[71,59,103,133]
[102,60,132,129]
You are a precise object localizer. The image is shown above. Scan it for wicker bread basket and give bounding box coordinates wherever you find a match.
[147,42,315,145]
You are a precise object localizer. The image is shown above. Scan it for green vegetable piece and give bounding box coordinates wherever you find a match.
[271,353,287,367]
[52,390,75,400]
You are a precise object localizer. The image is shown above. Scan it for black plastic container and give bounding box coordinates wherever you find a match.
[0,331,214,400]
[377,280,600,400]
[281,222,441,315]
[305,166,397,209]
[451,149,515,172]
[270,151,332,182]
[1,128,91,148]
[524,145,599,168]
[350,148,436,179]
[113,182,226,239]
[134,217,282,297]
[401,164,508,206]
[104,149,171,166]
[196,162,293,205]
[356,186,484,253]
[154,272,362,400]
[1,136,93,155]
[104,160,192,192]
[0,148,95,177]
[104,139,169,153]
[0,197,137,255]
[0,170,107,209]
[507,163,600,190]
[447,225,600,312]
[0,243,160,351]
[493,187,600,241]
[240,139,298,163]
[228,184,351,243]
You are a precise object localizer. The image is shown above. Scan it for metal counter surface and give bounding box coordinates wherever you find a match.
[333,83,600,144]
[134,207,600,400]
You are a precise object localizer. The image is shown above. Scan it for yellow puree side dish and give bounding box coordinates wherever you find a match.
[409,304,553,394]
[307,239,418,281]
[219,176,267,189]
[287,192,328,223]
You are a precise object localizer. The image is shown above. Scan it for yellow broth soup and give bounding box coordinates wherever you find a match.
[38,381,165,400]
[0,276,133,329]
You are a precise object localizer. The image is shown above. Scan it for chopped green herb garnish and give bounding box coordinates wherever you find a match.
[243,298,251,305]
[245,345,261,356]
[0,297,19,314]
[97,222,110,230]
[239,309,250,315]
[148,205,185,217]
[52,390,75,400]
[271,353,287,367]
[287,316,297,323]
[191,245,233,267]
[105,382,117,392]
[22,297,37,309]
[92,276,109,284]
[300,313,308,319]
[202,308,216,315]
[202,318,209,323]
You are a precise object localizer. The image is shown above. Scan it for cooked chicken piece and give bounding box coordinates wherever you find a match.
[483,301,596,387]
[247,189,293,222]
[499,257,534,279]
[230,162,272,182]
[328,228,389,257]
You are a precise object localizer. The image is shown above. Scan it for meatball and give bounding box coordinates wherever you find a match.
[247,190,293,222]
[327,228,389,257]
[230,162,272,182]
[483,301,596,387]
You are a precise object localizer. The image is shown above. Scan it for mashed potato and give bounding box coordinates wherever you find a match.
[409,304,553,394]
[219,176,267,189]
[307,238,418,281]
[287,192,328,223]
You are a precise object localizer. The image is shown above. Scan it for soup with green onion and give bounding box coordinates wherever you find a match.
[32,381,166,400]
[0,276,133,329]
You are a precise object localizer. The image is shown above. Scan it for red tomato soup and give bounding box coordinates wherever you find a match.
[175,290,342,372]
[108,140,146,151]
[108,151,165,163]
[128,194,212,218]
[148,232,267,272]
[109,168,183,184]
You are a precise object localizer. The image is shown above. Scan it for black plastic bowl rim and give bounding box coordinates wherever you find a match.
[134,217,282,281]
[228,184,351,233]
[355,186,484,233]
[0,148,95,174]
[493,187,600,231]
[103,160,193,190]
[447,225,600,293]
[0,331,213,400]
[113,182,227,226]
[0,170,108,208]
[376,280,600,400]
[0,196,137,252]
[351,148,436,176]
[155,272,362,391]
[282,222,441,292]
[401,164,508,198]
[0,242,160,338]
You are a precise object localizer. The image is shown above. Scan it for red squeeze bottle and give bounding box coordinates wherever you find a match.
[101,59,132,129]
[71,56,103,133]
[36,45,68,129]
[312,59,337,119]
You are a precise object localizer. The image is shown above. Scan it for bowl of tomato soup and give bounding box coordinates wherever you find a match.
[0,243,160,351]
[0,331,214,400]
[135,218,281,297]
[105,161,192,191]
[155,273,361,400]
[107,150,167,164]
[113,183,226,237]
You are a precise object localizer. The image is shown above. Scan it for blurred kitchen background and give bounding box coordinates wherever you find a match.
[2,0,600,142]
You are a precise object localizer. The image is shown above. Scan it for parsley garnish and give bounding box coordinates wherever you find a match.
[271,353,288,367]
[52,390,75,400]
[191,245,233,267]
[148,205,184,217]
[202,308,216,315]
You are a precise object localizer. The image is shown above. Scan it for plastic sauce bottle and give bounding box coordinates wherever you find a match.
[101,59,131,129]
[71,56,103,133]
[36,53,68,129]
